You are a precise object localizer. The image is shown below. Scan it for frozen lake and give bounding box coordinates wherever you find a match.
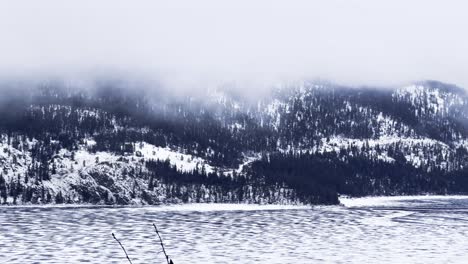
[1,196,468,263]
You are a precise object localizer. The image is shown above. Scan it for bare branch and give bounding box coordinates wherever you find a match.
[153,223,170,264]
[112,233,134,264]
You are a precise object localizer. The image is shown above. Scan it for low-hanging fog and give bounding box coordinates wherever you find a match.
[1,0,468,93]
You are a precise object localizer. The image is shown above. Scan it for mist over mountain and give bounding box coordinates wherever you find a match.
[0,78,467,205]
[2,1,468,89]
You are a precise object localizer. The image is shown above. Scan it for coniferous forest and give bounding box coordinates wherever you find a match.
[0,79,467,205]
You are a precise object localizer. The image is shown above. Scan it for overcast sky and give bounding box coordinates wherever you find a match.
[1,0,467,90]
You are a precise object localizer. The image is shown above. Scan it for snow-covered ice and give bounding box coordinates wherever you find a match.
[339,195,468,207]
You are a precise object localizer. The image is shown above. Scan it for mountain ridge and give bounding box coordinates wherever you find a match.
[0,80,467,205]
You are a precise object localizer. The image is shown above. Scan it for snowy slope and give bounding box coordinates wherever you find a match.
[0,80,467,205]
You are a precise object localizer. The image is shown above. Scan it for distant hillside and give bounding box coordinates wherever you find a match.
[0,80,467,205]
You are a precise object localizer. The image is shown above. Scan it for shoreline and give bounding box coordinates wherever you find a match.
[2,195,468,210]
[0,202,312,211]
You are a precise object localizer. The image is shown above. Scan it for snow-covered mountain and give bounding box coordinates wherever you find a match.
[0,80,467,205]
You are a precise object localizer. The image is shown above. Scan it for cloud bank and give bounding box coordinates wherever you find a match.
[1,0,468,90]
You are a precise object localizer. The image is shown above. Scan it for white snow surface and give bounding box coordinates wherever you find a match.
[339,195,468,207]
[136,142,216,173]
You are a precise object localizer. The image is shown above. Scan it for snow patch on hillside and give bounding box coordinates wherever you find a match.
[394,84,465,116]
[265,99,286,130]
[52,140,220,175]
[281,135,453,169]
[375,112,414,137]
[135,142,215,173]
[454,139,468,150]
[0,141,31,182]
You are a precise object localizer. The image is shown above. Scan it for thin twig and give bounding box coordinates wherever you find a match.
[153,223,170,264]
[112,233,134,264]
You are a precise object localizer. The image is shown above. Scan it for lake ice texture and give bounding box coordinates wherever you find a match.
[1,196,468,263]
